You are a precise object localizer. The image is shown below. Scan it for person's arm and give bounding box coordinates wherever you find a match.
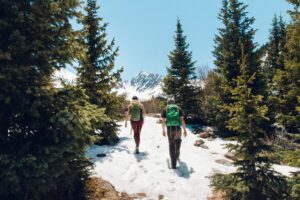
[161,109,166,137]
[180,116,187,137]
[180,108,187,137]
[125,105,131,128]
[141,104,146,119]
[162,118,167,137]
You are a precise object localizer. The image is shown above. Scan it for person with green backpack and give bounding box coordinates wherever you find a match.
[125,96,146,154]
[161,98,187,169]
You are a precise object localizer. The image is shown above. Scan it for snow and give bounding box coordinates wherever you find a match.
[52,68,77,88]
[273,164,299,177]
[87,117,299,200]
[115,83,163,101]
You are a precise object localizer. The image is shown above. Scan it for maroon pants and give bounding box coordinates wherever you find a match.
[131,120,143,147]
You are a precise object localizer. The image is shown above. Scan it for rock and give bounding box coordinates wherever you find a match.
[194,139,205,147]
[86,177,135,200]
[130,193,147,199]
[224,152,237,161]
[199,131,210,138]
[136,193,147,198]
[200,144,209,149]
[206,127,214,132]
[158,194,164,200]
[96,153,107,157]
[215,159,233,166]
[198,127,217,139]
[199,131,213,139]
[86,177,120,200]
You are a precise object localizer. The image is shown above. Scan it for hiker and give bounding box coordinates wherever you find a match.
[125,96,146,154]
[161,98,187,169]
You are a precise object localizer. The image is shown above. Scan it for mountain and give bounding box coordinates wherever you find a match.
[130,71,162,92]
[116,71,163,100]
[52,69,164,100]
[52,68,77,88]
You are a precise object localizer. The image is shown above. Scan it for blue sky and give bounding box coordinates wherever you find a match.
[73,0,292,81]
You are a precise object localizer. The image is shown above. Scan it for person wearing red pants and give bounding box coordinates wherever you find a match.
[125,96,146,154]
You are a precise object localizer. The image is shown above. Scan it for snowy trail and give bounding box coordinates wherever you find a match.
[87,116,299,200]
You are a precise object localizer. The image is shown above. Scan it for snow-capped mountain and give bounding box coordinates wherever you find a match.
[52,69,164,100]
[130,71,162,92]
[116,71,163,100]
[53,68,77,88]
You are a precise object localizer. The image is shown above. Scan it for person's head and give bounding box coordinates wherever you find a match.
[167,98,175,105]
[132,96,139,103]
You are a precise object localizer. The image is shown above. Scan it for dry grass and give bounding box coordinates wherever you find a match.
[207,190,226,200]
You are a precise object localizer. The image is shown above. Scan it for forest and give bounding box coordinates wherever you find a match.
[0,0,299,200]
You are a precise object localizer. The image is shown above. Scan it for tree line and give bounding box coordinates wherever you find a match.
[162,0,300,199]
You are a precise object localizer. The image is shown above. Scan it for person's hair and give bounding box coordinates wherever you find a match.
[167,98,175,104]
[132,96,138,100]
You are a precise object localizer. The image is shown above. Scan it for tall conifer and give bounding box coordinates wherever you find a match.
[0,0,106,199]
[273,0,300,133]
[213,0,261,136]
[77,0,124,144]
[211,46,288,200]
[163,19,201,119]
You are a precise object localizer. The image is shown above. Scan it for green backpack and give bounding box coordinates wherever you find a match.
[166,104,181,126]
[130,103,141,121]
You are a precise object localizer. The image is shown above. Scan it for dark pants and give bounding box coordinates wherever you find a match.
[167,126,182,168]
[131,120,143,147]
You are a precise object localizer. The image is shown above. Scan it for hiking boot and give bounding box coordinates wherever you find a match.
[135,147,139,154]
[171,161,176,169]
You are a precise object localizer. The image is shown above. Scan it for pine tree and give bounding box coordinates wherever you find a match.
[273,0,300,134]
[264,15,286,84]
[213,0,262,137]
[261,15,287,139]
[77,0,125,145]
[0,1,106,199]
[211,46,289,200]
[162,19,201,119]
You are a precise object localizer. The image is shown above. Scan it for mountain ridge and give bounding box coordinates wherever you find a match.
[116,71,164,100]
[53,69,164,100]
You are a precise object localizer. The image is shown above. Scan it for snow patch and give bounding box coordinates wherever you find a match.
[87,117,299,200]
[88,117,235,200]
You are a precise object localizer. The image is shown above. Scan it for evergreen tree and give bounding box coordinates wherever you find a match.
[211,47,289,200]
[273,0,300,134]
[264,15,286,84]
[289,172,300,200]
[0,1,106,199]
[162,19,201,119]
[77,0,125,145]
[261,15,287,139]
[213,0,261,137]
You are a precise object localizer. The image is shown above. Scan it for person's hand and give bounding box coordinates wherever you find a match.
[183,129,187,137]
[125,121,127,128]
[162,130,166,137]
